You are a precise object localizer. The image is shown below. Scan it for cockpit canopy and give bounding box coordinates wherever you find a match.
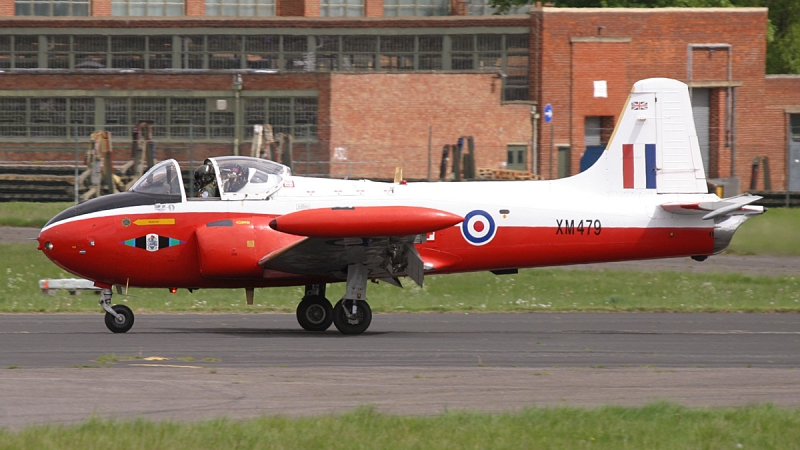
[212,156,290,200]
[130,157,291,201]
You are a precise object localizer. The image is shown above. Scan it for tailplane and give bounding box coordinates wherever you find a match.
[576,78,708,194]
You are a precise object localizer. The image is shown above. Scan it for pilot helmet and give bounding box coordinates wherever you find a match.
[193,163,215,185]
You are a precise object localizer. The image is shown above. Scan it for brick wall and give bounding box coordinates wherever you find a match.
[279,0,318,16]
[763,75,800,190]
[532,7,772,187]
[327,73,531,179]
[186,0,205,16]
[0,0,13,16]
[92,0,112,16]
[364,0,382,17]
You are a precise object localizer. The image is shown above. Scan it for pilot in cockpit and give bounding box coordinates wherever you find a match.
[194,161,218,198]
[223,164,248,193]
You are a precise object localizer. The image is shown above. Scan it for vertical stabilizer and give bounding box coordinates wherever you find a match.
[579,78,708,194]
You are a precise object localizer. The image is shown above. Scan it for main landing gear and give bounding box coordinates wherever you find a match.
[99,288,134,333]
[296,264,373,335]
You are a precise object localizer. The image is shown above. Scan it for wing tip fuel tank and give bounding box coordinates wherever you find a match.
[269,206,463,238]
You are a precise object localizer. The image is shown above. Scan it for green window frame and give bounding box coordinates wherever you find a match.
[244,97,318,140]
[0,97,94,139]
[0,36,39,69]
[320,0,364,17]
[14,0,89,16]
[1,31,529,100]
[205,0,275,16]
[467,0,529,15]
[383,0,448,17]
[112,0,184,16]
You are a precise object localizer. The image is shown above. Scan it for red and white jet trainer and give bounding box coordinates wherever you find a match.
[38,78,764,335]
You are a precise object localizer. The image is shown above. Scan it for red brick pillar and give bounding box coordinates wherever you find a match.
[364,0,382,17]
[186,0,205,15]
[450,0,466,16]
[0,0,15,16]
[92,0,112,16]
[279,0,318,16]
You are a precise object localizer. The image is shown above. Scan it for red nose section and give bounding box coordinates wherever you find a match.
[269,206,463,238]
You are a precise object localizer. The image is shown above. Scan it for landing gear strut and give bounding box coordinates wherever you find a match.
[296,264,373,335]
[332,263,372,335]
[296,284,333,332]
[99,288,134,333]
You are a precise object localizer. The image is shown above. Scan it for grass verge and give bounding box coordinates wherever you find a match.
[1,403,799,449]
[726,207,800,256]
[3,240,800,313]
[0,202,72,228]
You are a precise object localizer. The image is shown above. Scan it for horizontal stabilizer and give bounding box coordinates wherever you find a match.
[269,206,463,238]
[660,194,764,220]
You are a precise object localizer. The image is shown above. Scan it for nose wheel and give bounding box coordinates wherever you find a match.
[99,288,135,333]
[104,304,135,333]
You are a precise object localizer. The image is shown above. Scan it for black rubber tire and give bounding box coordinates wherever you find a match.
[104,304,134,333]
[332,299,372,335]
[296,295,334,332]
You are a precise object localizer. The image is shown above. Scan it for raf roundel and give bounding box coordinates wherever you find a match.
[461,210,496,246]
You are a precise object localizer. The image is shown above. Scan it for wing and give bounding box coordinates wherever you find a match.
[259,206,463,286]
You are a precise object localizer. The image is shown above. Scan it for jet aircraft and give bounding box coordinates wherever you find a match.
[38,78,764,335]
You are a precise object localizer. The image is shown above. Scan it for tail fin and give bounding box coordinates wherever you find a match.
[577,78,707,194]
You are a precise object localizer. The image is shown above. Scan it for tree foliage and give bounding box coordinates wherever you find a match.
[489,0,800,74]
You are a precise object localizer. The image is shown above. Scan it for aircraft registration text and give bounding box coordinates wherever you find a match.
[556,219,602,235]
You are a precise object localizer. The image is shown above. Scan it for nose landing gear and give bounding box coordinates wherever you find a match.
[99,288,134,333]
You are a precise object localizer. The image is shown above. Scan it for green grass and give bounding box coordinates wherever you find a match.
[0,202,72,228]
[1,403,799,449]
[3,239,800,313]
[726,207,800,256]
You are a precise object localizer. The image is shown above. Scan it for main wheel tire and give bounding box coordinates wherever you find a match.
[332,299,372,335]
[296,295,334,332]
[104,304,134,333]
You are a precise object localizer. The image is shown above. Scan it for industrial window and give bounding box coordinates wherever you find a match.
[112,0,184,16]
[467,0,529,15]
[206,0,275,16]
[103,98,233,140]
[14,0,89,16]
[244,36,280,69]
[383,0,447,17]
[380,36,415,71]
[0,36,39,69]
[791,114,800,142]
[244,97,318,140]
[320,0,364,17]
[45,35,174,69]
[2,32,529,99]
[0,97,94,139]
[502,34,529,102]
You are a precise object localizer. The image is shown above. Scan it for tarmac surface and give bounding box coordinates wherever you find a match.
[3,226,800,428]
[2,313,800,427]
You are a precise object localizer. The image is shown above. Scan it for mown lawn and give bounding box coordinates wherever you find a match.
[1,403,798,450]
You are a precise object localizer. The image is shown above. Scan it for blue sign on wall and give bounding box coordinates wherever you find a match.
[544,104,553,123]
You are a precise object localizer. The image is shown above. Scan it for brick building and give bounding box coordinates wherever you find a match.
[1,3,799,190]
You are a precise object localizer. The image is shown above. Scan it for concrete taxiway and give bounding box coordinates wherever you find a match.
[2,312,800,428]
